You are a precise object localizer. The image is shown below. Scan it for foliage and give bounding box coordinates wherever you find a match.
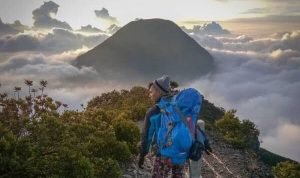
[0,81,140,178]
[198,99,225,130]
[6,81,298,177]
[215,109,260,150]
[87,86,152,121]
[113,118,141,154]
[273,161,300,178]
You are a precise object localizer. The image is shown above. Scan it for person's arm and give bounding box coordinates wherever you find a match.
[138,107,152,168]
[140,108,152,157]
[139,105,160,168]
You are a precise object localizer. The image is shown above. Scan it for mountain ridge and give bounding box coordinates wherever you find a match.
[73,19,215,84]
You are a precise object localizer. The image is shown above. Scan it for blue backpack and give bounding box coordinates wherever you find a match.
[157,88,203,164]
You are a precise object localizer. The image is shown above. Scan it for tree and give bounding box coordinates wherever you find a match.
[24,80,33,97]
[14,86,21,100]
[31,88,37,98]
[39,80,47,97]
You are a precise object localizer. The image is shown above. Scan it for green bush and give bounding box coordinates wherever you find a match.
[0,82,148,178]
[199,99,225,122]
[51,149,94,178]
[87,87,151,121]
[113,119,141,154]
[215,109,260,149]
[94,158,122,178]
[273,161,300,178]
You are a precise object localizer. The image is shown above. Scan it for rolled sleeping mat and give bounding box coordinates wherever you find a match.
[197,119,205,131]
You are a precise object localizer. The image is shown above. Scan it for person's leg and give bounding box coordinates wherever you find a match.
[152,156,164,178]
[162,158,172,177]
[152,156,172,178]
[171,164,185,178]
[190,159,202,178]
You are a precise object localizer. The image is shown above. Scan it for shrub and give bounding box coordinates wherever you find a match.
[273,161,300,178]
[94,158,122,178]
[0,81,137,178]
[113,119,141,154]
[216,109,260,149]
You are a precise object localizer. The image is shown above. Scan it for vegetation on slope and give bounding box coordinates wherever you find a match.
[0,81,140,177]
[0,81,299,177]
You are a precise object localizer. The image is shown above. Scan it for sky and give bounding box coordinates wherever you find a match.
[1,0,300,32]
[0,0,300,162]
[3,0,260,28]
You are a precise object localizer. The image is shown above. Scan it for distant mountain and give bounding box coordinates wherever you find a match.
[73,18,215,84]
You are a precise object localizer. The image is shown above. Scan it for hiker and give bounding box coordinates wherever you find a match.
[138,75,186,177]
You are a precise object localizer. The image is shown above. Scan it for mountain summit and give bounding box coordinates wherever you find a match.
[74,19,214,83]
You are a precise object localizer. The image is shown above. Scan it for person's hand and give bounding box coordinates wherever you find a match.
[138,155,145,169]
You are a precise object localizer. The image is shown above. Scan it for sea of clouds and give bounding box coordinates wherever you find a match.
[186,24,300,161]
[0,1,299,162]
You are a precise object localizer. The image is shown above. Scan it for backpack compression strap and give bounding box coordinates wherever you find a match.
[159,108,175,148]
[175,106,196,141]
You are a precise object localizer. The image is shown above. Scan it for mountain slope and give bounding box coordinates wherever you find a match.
[73,19,215,84]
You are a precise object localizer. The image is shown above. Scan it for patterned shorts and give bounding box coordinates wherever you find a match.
[152,156,185,178]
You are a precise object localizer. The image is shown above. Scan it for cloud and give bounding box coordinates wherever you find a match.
[106,24,121,34]
[94,8,118,26]
[218,35,253,43]
[190,35,224,49]
[182,21,231,36]
[215,0,228,2]
[9,20,29,32]
[229,15,300,24]
[262,0,300,15]
[262,123,300,162]
[241,0,300,16]
[228,30,300,53]
[0,53,45,71]
[187,30,300,161]
[40,28,107,52]
[1,0,112,52]
[0,34,40,52]
[192,30,300,55]
[0,18,21,37]
[0,48,133,111]
[241,8,300,16]
[241,8,270,14]
[47,82,131,111]
[77,25,104,33]
[32,1,72,30]
[0,48,100,90]
[0,28,108,53]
